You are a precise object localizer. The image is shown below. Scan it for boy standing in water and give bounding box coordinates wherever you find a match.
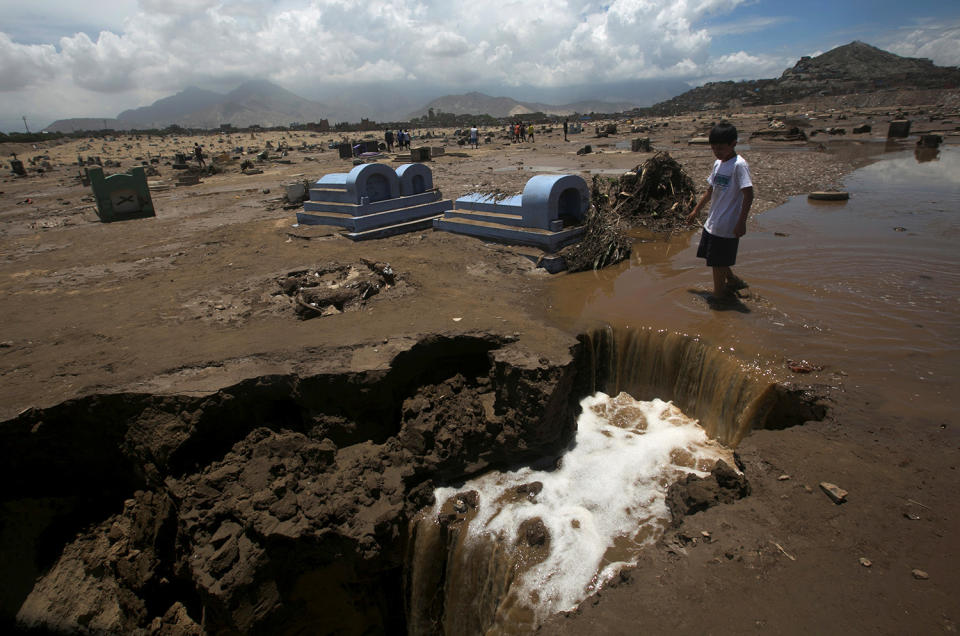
[687,122,753,302]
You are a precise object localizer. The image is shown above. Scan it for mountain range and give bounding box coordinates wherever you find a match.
[46,81,334,132]
[45,82,649,132]
[648,41,960,114]
[43,41,960,132]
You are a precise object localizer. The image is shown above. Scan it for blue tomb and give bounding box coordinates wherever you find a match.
[433,174,588,252]
[297,163,450,240]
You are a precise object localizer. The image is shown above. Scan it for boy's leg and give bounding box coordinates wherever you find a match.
[711,267,729,297]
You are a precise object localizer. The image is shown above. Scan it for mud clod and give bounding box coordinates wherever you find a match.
[664,460,752,525]
[519,517,550,547]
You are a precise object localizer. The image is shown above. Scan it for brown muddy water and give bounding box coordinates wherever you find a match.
[544,146,959,427]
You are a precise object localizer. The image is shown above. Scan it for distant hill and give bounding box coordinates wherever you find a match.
[42,117,122,133]
[406,91,639,119]
[648,41,960,115]
[45,80,333,132]
[116,86,225,127]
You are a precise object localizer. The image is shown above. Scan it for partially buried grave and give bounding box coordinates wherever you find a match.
[433,174,589,253]
[296,163,451,240]
[88,166,156,223]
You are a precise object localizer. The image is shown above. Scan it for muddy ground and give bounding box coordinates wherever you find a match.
[2,96,959,634]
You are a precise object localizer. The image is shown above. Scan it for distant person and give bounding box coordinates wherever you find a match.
[519,121,526,142]
[563,118,568,141]
[514,122,521,143]
[686,122,753,304]
[385,129,394,152]
[527,123,535,142]
[469,124,479,149]
[193,143,205,167]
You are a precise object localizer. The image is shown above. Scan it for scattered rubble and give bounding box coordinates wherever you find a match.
[276,259,398,319]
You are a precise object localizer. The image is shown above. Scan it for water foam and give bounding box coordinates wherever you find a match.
[432,391,736,625]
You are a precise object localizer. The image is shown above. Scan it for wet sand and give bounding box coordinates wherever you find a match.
[2,102,959,633]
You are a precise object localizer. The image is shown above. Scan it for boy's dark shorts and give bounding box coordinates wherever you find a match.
[696,229,739,267]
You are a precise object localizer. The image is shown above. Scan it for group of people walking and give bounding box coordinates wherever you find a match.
[384,129,411,152]
[511,121,535,143]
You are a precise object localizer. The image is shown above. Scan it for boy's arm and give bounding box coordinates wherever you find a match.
[734,186,754,237]
[687,186,712,223]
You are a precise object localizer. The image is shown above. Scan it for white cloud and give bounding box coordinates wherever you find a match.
[0,33,59,90]
[2,0,953,127]
[698,50,794,83]
[707,15,794,37]
[884,22,960,67]
[0,0,746,97]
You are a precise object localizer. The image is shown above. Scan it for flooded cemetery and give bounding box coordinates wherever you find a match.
[2,102,959,635]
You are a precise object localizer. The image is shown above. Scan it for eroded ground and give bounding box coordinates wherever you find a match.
[2,98,959,634]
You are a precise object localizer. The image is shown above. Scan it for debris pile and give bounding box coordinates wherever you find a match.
[560,176,631,272]
[562,152,698,272]
[277,259,396,319]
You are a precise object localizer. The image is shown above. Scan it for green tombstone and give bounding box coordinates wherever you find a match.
[88,166,156,222]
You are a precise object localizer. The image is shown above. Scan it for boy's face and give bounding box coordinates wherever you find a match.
[711,142,737,161]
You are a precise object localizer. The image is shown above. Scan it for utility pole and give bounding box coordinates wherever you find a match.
[22,116,30,133]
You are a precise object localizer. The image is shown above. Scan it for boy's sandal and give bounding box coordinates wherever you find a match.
[727,277,749,291]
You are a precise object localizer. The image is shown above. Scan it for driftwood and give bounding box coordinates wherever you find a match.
[561,152,698,272]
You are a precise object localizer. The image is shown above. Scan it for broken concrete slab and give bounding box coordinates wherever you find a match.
[819,481,848,504]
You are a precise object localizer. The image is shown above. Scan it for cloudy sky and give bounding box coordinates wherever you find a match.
[1,0,958,130]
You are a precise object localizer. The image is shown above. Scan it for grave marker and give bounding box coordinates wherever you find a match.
[433,174,589,253]
[887,120,911,138]
[297,163,450,240]
[88,166,156,222]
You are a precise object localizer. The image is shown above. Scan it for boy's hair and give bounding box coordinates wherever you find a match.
[709,122,738,145]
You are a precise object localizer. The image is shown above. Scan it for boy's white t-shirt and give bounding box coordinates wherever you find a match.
[704,154,752,238]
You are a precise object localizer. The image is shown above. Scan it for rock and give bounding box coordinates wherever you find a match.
[665,460,751,524]
[859,557,872,567]
[284,182,306,202]
[778,474,791,481]
[819,482,848,504]
[852,124,872,134]
[519,517,549,547]
[515,481,543,498]
[912,569,929,580]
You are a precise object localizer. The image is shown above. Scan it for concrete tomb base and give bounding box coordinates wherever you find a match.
[433,174,588,253]
[297,163,451,241]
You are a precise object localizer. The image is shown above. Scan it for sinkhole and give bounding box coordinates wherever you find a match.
[1,328,827,635]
